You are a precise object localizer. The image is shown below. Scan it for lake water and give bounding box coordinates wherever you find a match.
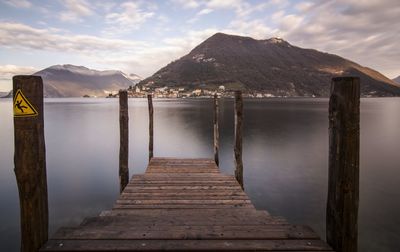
[1,98,399,251]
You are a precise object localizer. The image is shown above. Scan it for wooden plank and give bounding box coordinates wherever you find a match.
[115,199,252,205]
[124,188,247,195]
[105,208,266,215]
[123,185,243,190]
[146,166,218,170]
[80,217,286,227]
[148,163,218,167]
[146,169,219,173]
[150,157,214,162]
[113,204,254,209]
[41,239,332,251]
[119,196,250,201]
[146,168,219,172]
[95,209,273,220]
[121,191,247,196]
[131,175,236,180]
[128,181,240,186]
[98,210,277,222]
[132,174,233,179]
[53,225,319,240]
[130,179,237,183]
[88,215,285,226]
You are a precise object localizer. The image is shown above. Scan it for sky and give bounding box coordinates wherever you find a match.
[0,0,399,91]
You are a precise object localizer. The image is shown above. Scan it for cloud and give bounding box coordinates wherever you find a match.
[276,0,400,77]
[170,0,200,9]
[104,1,155,34]
[1,0,399,80]
[229,19,275,39]
[0,65,37,90]
[0,22,147,53]
[198,8,213,15]
[4,0,32,8]
[188,8,214,23]
[0,65,37,80]
[206,0,244,9]
[104,28,221,76]
[59,0,94,23]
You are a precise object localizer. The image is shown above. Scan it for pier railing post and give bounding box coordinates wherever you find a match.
[13,75,48,252]
[119,90,129,193]
[148,94,154,161]
[213,93,219,166]
[326,77,360,252]
[234,91,244,189]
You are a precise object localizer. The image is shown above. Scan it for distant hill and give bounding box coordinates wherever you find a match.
[139,33,400,97]
[34,64,141,97]
[393,75,400,84]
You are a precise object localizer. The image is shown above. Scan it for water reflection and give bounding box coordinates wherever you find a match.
[0,97,399,251]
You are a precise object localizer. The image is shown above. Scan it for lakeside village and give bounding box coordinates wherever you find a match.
[107,85,277,98]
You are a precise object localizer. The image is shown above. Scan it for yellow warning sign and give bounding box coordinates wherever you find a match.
[13,89,38,117]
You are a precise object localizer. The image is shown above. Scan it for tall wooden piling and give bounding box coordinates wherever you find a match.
[234,91,244,189]
[326,77,360,252]
[13,75,48,252]
[119,90,129,193]
[148,94,154,161]
[213,93,219,166]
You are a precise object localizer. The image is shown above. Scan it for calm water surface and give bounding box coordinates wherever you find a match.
[0,98,399,251]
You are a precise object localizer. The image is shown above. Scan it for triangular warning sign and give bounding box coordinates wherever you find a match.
[13,89,38,117]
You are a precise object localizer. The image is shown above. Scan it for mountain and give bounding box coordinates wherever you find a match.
[139,33,400,97]
[34,64,141,97]
[393,76,400,84]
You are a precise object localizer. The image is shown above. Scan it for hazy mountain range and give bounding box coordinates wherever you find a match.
[139,33,400,97]
[2,33,400,98]
[34,64,141,97]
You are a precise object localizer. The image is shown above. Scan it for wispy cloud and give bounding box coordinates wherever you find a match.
[4,0,32,8]
[104,1,155,35]
[1,0,399,84]
[0,22,147,53]
[0,64,37,90]
[0,64,37,80]
[188,8,214,23]
[170,0,200,9]
[277,0,400,77]
[59,0,94,23]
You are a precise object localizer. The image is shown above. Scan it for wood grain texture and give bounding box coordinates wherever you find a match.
[234,91,244,189]
[42,239,332,251]
[41,158,331,251]
[213,93,219,166]
[327,77,360,252]
[119,90,129,193]
[13,75,48,252]
[147,94,153,161]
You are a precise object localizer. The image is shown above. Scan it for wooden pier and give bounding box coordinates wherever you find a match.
[14,76,360,252]
[41,157,332,251]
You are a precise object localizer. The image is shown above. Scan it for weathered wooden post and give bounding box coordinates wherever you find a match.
[213,93,219,166]
[148,94,154,161]
[13,75,48,252]
[119,90,129,193]
[234,91,244,189]
[326,77,360,252]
